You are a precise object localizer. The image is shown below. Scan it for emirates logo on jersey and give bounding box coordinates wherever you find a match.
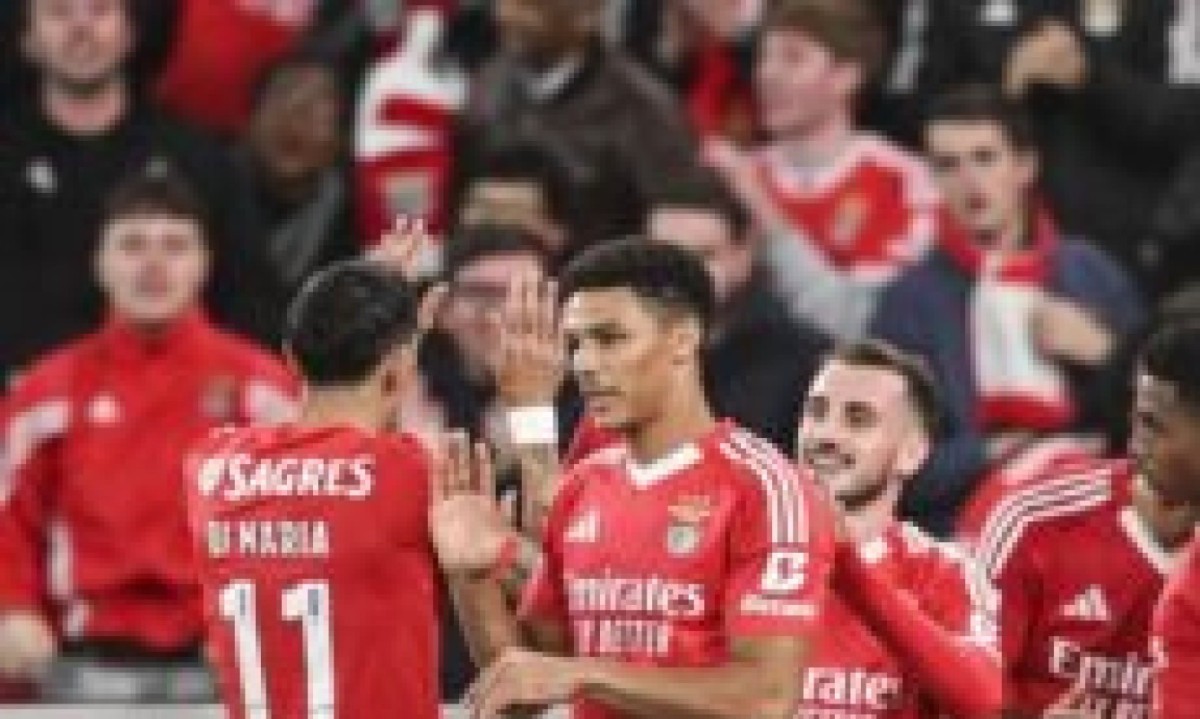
[800,667,903,713]
[1048,636,1153,704]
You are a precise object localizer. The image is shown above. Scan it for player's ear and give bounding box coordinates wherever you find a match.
[378,343,418,398]
[667,315,704,366]
[894,428,930,479]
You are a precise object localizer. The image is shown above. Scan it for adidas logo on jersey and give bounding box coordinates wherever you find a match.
[1060,585,1112,622]
[565,510,599,544]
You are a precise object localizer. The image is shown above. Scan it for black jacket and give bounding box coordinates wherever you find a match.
[0,97,279,382]
[705,277,831,457]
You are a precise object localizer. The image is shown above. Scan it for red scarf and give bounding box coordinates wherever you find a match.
[940,208,1075,432]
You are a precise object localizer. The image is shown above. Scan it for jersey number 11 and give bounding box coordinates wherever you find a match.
[219,580,336,718]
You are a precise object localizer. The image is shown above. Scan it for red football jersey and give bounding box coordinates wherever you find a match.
[0,312,296,650]
[185,425,439,719]
[1151,534,1200,719]
[756,134,937,280]
[522,422,836,719]
[974,461,1168,718]
[799,522,1000,718]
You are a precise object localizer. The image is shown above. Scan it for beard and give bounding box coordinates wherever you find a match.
[831,473,893,512]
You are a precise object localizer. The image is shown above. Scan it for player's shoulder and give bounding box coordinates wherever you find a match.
[973,459,1125,576]
[706,423,804,490]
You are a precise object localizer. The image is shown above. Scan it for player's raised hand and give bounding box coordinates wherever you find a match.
[367,215,434,280]
[429,432,514,576]
[489,273,567,407]
[468,647,584,719]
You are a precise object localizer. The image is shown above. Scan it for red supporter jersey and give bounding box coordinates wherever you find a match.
[155,0,316,135]
[756,134,937,280]
[185,425,440,719]
[522,421,836,719]
[973,461,1168,718]
[800,522,1000,718]
[1151,534,1200,719]
[0,313,296,650]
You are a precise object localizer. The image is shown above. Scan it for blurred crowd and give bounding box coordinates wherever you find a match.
[4,0,1200,707]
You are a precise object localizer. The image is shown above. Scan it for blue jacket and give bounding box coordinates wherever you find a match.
[870,237,1145,536]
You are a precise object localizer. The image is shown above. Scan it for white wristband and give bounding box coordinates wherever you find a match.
[506,406,558,446]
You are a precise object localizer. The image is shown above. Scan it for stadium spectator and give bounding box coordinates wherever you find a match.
[922,1,1188,295]
[647,172,830,455]
[413,224,579,700]
[431,239,835,719]
[871,86,1145,536]
[452,0,702,256]
[797,341,1002,718]
[706,0,939,341]
[235,53,359,343]
[0,174,296,701]
[152,0,332,137]
[0,0,277,383]
[454,141,574,266]
[619,0,760,143]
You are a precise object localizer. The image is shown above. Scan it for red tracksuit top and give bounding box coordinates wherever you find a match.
[0,312,297,651]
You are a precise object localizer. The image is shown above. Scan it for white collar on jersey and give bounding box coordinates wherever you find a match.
[1118,506,1179,576]
[625,443,703,490]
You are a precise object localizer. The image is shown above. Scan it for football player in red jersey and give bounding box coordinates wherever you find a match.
[186,243,447,719]
[970,317,1200,719]
[431,238,837,719]
[796,341,1002,718]
[1132,321,1200,719]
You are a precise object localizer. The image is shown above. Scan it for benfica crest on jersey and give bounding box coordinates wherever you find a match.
[666,495,713,556]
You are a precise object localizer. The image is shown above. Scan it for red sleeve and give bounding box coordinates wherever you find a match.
[975,514,1042,690]
[518,475,582,631]
[836,537,1002,719]
[720,446,834,638]
[0,374,70,612]
[380,435,434,549]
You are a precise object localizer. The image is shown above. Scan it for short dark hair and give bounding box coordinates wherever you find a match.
[101,171,211,234]
[466,141,573,225]
[923,84,1037,151]
[761,0,885,80]
[823,340,944,437]
[559,236,716,333]
[648,171,751,240]
[284,260,419,386]
[442,224,550,279]
[1138,320,1200,415]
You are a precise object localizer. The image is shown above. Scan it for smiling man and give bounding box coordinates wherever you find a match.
[796,341,1002,718]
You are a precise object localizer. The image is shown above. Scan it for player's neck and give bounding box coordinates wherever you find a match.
[843,481,902,543]
[1132,474,1198,552]
[42,76,128,137]
[777,111,855,169]
[627,384,716,464]
[298,389,386,435]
